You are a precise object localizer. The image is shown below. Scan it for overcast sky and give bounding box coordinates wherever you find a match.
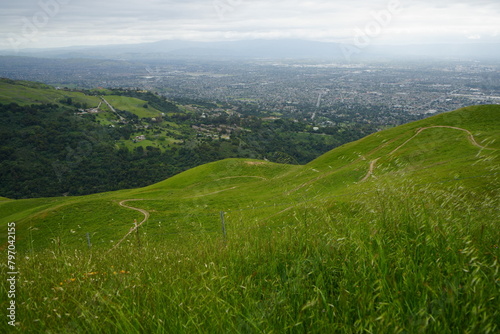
[1,0,499,50]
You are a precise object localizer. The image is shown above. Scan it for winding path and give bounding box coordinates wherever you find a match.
[107,199,150,253]
[118,199,150,223]
[286,136,403,194]
[389,125,495,156]
[360,125,496,182]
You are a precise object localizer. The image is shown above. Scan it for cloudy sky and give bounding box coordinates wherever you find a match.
[1,0,499,50]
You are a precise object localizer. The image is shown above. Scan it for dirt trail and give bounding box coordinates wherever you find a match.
[360,125,495,182]
[107,199,150,253]
[286,135,403,195]
[429,126,495,150]
[186,186,238,198]
[360,158,380,182]
[390,125,495,156]
[119,199,150,223]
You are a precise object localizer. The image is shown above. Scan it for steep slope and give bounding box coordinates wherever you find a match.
[1,105,498,252]
[304,104,498,192]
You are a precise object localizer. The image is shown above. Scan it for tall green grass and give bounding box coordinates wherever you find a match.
[4,177,498,333]
[2,105,499,332]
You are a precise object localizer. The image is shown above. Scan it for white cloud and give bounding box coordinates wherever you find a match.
[0,0,499,49]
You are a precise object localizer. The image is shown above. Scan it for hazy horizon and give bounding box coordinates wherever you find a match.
[3,37,500,53]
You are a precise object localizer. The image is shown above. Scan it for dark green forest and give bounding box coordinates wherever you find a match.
[0,94,377,199]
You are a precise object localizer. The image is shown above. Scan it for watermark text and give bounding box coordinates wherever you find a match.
[8,0,72,52]
[213,0,244,20]
[341,0,402,61]
[6,222,17,327]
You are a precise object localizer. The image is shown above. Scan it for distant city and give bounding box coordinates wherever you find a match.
[0,54,499,129]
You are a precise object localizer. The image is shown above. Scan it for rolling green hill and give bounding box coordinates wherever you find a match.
[3,104,496,247]
[0,78,163,117]
[0,78,101,107]
[1,105,498,333]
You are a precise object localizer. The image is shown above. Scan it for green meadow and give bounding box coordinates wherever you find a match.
[0,105,499,333]
[101,95,163,118]
[0,79,159,119]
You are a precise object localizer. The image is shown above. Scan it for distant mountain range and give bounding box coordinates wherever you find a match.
[1,39,499,61]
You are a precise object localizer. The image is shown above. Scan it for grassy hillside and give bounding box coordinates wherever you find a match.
[0,78,162,118]
[0,78,100,107]
[0,105,498,333]
[101,95,162,118]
